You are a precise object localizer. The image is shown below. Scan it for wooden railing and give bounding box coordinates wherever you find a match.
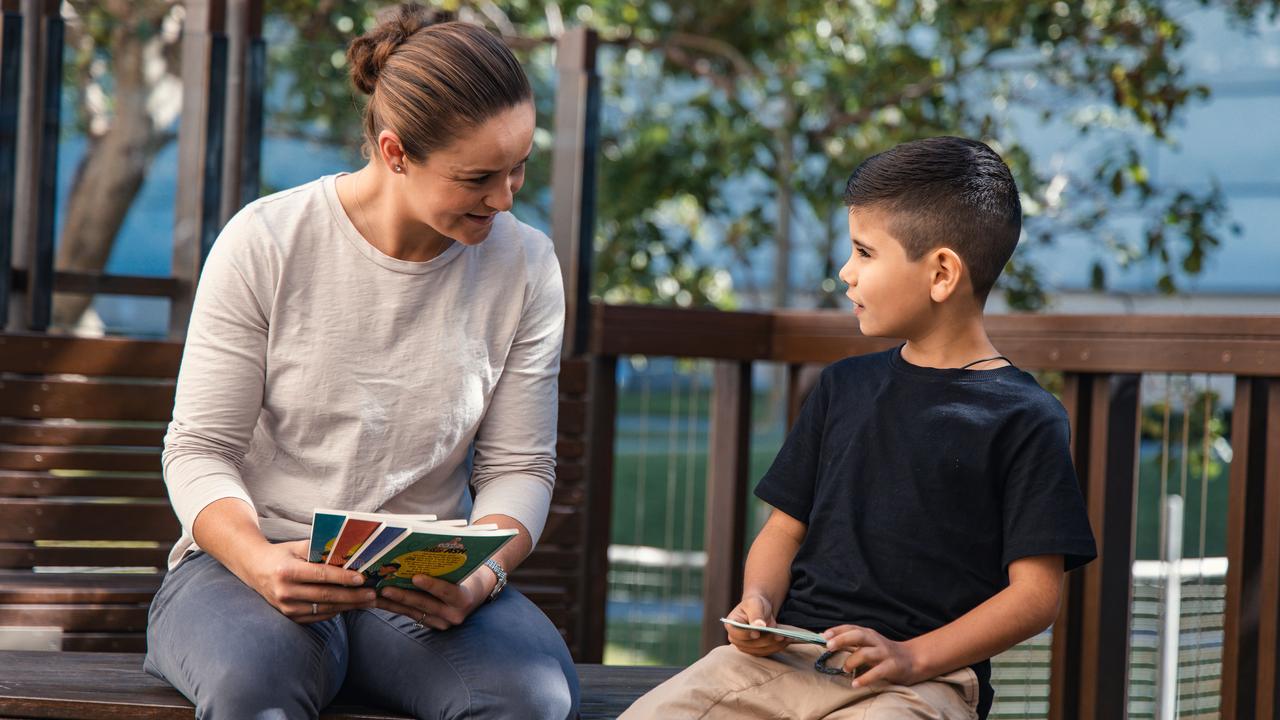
[578,303,1280,720]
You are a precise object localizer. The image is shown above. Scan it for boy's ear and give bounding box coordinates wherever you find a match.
[928,248,966,303]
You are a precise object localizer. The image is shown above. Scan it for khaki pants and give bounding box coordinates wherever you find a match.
[620,643,979,720]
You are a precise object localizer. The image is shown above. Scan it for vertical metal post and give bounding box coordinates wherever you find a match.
[169,0,227,339]
[549,26,599,359]
[1157,495,1184,720]
[0,1,23,326]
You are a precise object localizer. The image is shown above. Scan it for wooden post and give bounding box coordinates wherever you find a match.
[1221,376,1273,718]
[1254,380,1280,717]
[0,1,22,327]
[549,26,599,359]
[1050,372,1140,720]
[169,0,227,339]
[700,360,752,655]
[578,349,617,663]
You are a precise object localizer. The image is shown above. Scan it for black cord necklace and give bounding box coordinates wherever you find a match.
[957,354,1012,370]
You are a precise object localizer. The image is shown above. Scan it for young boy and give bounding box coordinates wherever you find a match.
[621,137,1097,719]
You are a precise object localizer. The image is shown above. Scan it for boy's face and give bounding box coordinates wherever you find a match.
[838,207,934,338]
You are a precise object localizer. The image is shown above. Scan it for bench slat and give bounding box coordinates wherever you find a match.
[0,446,162,472]
[0,419,167,447]
[0,378,176,421]
[0,543,169,569]
[0,572,163,603]
[61,632,147,653]
[0,333,183,377]
[0,499,179,541]
[0,604,149,632]
[0,470,167,498]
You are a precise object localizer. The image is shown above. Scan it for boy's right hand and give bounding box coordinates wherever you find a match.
[724,594,790,656]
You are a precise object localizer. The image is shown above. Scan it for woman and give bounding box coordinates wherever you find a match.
[143,5,578,718]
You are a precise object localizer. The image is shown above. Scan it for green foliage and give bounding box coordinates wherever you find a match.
[262,0,1278,310]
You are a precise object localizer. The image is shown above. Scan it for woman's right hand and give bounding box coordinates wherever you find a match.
[724,593,790,656]
[193,498,377,624]
[245,539,378,623]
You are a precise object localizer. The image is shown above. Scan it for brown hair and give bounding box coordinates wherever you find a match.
[843,136,1022,301]
[346,3,532,161]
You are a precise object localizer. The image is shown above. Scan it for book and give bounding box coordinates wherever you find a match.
[306,509,515,591]
[307,509,438,565]
[719,618,829,646]
[354,523,516,590]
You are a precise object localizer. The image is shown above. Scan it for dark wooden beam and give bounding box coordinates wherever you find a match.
[24,0,57,331]
[8,0,59,331]
[590,304,1280,375]
[11,268,182,298]
[1221,376,1272,719]
[0,1,22,326]
[1049,373,1089,720]
[700,360,752,655]
[578,353,617,663]
[219,0,264,222]
[1087,373,1140,720]
[549,26,599,358]
[1255,379,1280,718]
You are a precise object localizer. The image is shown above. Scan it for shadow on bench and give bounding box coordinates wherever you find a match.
[0,650,676,719]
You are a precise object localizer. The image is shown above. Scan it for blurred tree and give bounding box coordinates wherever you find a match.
[56,0,1279,326]
[56,1,182,326]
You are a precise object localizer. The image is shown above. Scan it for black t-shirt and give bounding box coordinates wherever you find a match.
[755,347,1097,718]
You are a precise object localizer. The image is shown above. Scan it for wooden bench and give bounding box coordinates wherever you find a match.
[0,650,677,719]
[0,331,663,717]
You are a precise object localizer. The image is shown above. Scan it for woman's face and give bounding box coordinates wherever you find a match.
[395,101,536,245]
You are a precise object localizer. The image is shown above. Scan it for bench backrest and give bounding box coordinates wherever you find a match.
[0,333,181,570]
[0,332,590,657]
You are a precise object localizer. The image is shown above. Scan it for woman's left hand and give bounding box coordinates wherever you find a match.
[376,572,490,630]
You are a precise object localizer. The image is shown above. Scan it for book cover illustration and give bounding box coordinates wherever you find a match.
[308,510,347,563]
[325,517,383,567]
[360,528,517,589]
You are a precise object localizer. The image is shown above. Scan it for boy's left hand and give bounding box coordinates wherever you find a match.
[823,625,922,688]
[376,572,489,630]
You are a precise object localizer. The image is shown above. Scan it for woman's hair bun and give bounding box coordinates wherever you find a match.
[347,3,455,95]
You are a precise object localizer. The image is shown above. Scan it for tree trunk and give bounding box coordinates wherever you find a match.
[52,7,176,328]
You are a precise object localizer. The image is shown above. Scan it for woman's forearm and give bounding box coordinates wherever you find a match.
[190,497,273,584]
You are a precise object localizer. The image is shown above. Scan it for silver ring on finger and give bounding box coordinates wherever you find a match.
[311,602,318,615]
[413,611,428,630]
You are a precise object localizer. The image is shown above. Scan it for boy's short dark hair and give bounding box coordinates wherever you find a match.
[843,136,1022,301]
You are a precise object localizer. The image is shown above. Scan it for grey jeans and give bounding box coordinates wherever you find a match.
[144,552,579,720]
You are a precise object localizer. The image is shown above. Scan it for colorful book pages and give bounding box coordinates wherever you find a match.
[326,517,383,567]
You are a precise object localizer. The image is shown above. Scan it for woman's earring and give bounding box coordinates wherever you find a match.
[393,165,403,173]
